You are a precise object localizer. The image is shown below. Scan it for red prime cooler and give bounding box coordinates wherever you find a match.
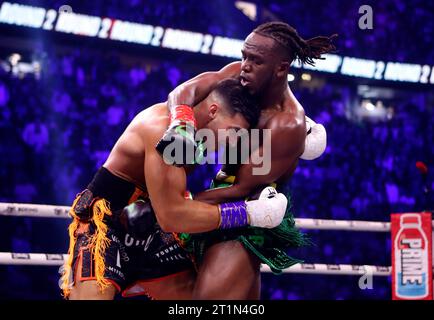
[391,212,433,300]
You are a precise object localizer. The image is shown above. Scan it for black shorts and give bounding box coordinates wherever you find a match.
[71,220,194,297]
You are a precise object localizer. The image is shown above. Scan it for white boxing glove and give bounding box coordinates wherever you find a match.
[301,116,327,160]
[246,186,287,229]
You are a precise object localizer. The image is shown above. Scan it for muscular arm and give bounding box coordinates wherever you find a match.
[194,115,306,204]
[144,123,221,233]
[167,61,241,113]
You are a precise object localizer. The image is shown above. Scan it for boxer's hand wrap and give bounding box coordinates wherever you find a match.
[218,187,287,230]
[170,104,197,127]
[118,199,157,240]
[156,105,198,166]
[218,201,249,229]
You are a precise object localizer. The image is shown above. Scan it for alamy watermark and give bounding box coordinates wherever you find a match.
[59,5,73,14]
[161,128,272,176]
[359,5,374,30]
[358,266,374,290]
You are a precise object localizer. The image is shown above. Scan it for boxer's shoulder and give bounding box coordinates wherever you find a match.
[139,103,172,148]
[129,103,170,137]
[135,103,169,124]
[264,111,306,156]
[264,111,306,133]
[221,61,242,77]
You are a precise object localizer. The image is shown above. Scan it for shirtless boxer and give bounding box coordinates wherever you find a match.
[156,21,337,299]
[60,79,289,300]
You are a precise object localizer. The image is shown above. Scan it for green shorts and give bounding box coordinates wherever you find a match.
[177,179,310,274]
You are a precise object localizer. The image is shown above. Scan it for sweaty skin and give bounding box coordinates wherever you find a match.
[166,33,306,299]
[69,100,250,300]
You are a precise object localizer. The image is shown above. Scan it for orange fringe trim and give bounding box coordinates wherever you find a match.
[60,197,112,298]
[60,196,80,298]
[88,199,112,293]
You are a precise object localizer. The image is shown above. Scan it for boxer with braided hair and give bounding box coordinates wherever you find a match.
[152,21,337,299]
[253,21,337,67]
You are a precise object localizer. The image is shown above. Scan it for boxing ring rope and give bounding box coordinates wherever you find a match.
[0,251,392,276]
[0,202,418,276]
[0,202,396,231]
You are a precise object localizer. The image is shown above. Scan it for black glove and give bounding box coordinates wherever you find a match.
[118,199,158,240]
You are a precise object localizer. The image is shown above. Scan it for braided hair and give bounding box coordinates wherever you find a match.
[253,21,337,66]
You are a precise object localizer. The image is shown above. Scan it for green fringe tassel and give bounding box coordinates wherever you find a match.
[237,192,312,274]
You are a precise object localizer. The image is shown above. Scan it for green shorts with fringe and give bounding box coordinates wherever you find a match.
[176,178,310,274]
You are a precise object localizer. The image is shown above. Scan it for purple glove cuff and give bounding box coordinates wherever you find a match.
[218,201,249,229]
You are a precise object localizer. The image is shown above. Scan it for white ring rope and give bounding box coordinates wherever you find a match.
[0,252,392,276]
[0,202,424,276]
[0,252,68,266]
[261,264,392,276]
[0,202,398,232]
[0,202,70,218]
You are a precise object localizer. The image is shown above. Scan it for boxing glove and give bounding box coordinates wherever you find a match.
[218,186,287,229]
[155,105,198,166]
[118,199,158,239]
[300,116,327,160]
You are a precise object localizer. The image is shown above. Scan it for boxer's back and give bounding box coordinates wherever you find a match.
[103,103,170,190]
